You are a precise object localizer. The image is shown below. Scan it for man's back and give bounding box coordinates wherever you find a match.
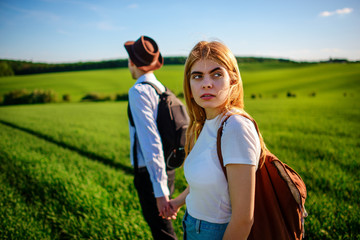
[124,35,177,240]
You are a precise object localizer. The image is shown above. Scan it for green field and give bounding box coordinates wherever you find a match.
[1,62,358,102]
[0,63,359,239]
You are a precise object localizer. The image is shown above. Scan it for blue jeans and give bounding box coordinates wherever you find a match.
[182,210,228,240]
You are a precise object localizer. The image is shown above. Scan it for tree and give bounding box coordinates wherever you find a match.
[0,61,14,77]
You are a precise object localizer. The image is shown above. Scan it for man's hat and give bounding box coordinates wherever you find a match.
[124,36,164,72]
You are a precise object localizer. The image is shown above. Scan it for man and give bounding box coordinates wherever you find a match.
[124,35,177,240]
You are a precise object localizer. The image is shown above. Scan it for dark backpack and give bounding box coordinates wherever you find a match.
[217,114,308,240]
[128,81,189,170]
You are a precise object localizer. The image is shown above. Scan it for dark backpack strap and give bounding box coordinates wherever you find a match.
[140,81,164,95]
[132,134,139,173]
[127,103,135,127]
[127,81,163,127]
[127,103,138,173]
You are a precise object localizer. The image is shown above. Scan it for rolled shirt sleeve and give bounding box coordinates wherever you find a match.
[128,83,169,198]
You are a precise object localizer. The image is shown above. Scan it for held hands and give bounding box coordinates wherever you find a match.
[156,196,180,220]
[157,187,188,220]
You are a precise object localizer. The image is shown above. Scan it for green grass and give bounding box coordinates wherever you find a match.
[1,63,358,102]
[241,62,360,98]
[0,122,151,239]
[0,66,186,102]
[0,62,359,239]
[0,69,133,102]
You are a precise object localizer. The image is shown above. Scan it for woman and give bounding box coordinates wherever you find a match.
[162,41,266,240]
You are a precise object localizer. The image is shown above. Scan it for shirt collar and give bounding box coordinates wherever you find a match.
[137,72,156,84]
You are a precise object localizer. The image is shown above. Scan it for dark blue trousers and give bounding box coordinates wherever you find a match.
[134,168,177,240]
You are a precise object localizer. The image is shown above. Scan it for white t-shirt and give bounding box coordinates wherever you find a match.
[184,114,261,224]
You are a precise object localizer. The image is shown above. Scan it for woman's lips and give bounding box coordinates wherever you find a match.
[200,94,215,100]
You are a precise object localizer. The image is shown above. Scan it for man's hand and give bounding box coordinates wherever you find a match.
[156,196,177,220]
[156,195,170,217]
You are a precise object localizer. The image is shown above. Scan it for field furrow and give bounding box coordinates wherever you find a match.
[0,123,162,239]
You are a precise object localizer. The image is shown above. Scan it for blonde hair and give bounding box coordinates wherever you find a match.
[183,41,266,164]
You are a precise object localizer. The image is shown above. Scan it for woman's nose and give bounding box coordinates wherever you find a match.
[202,76,213,89]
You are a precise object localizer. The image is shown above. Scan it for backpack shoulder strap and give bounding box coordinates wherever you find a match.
[140,81,164,95]
[216,115,231,180]
[216,113,261,181]
[128,81,163,173]
[128,81,164,126]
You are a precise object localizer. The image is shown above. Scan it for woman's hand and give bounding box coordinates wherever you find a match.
[158,198,180,220]
[159,186,190,220]
[156,195,171,218]
[161,199,180,220]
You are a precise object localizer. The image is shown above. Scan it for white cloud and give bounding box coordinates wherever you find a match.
[319,7,353,17]
[336,8,353,15]
[320,11,333,17]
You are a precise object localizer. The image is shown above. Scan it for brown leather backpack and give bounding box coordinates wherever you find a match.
[217,114,308,240]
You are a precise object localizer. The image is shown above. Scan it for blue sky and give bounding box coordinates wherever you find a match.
[0,0,359,63]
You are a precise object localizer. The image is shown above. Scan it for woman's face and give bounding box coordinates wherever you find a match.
[190,59,231,119]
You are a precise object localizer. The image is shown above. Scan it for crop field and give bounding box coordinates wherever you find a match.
[0,63,359,239]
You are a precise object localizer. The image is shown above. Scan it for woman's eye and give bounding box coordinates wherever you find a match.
[192,75,202,79]
[214,72,222,77]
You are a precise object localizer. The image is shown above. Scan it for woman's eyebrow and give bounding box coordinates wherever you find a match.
[191,67,222,75]
[191,71,203,75]
[209,67,221,74]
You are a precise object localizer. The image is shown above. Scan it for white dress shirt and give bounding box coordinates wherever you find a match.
[128,72,169,198]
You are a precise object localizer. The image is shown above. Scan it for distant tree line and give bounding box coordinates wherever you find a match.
[0,57,355,77]
[236,57,294,63]
[0,59,128,76]
[2,89,57,105]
